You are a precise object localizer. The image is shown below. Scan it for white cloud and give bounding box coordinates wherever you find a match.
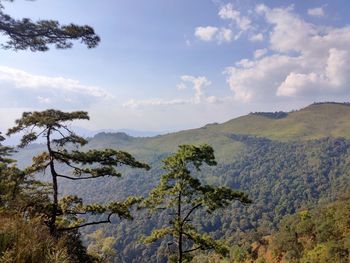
[0,66,109,98]
[235,58,256,68]
[195,26,219,41]
[124,75,217,109]
[225,4,350,103]
[218,3,251,31]
[0,66,110,108]
[277,72,319,97]
[180,75,211,104]
[206,96,232,104]
[255,4,269,15]
[177,83,187,91]
[249,33,264,42]
[226,55,301,102]
[194,26,232,43]
[325,48,350,87]
[308,7,325,17]
[276,49,350,96]
[37,96,52,104]
[254,48,268,59]
[217,27,233,43]
[195,3,253,44]
[123,98,190,109]
[206,96,219,104]
[258,5,316,53]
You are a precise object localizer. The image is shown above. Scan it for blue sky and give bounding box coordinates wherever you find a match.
[1,0,350,132]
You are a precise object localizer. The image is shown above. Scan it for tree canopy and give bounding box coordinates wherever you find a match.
[7,109,150,236]
[142,144,251,262]
[0,0,100,51]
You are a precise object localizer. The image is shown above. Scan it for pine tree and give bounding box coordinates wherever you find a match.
[0,132,19,207]
[0,0,100,51]
[142,144,251,262]
[7,109,150,236]
[0,132,50,214]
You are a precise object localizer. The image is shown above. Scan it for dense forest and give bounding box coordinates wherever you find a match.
[2,105,349,262]
[245,197,350,263]
[68,133,350,262]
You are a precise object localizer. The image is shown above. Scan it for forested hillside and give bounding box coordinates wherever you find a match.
[9,102,350,262]
[75,135,350,262]
[250,197,350,263]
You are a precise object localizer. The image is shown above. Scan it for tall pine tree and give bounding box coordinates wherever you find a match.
[142,144,251,262]
[7,109,150,236]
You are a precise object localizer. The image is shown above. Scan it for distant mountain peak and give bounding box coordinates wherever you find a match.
[93,132,132,140]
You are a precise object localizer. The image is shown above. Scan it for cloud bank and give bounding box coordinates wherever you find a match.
[126,3,350,112]
[224,4,350,102]
[194,3,254,44]
[0,66,110,108]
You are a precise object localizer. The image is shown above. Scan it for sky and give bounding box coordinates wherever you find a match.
[1,0,350,133]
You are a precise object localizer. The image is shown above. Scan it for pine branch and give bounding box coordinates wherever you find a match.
[183,246,203,254]
[0,10,100,51]
[56,174,100,180]
[57,212,114,231]
[182,203,201,224]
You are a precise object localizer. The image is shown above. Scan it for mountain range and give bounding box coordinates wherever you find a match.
[81,102,350,163]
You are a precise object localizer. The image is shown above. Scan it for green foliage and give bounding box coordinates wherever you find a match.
[142,144,250,262]
[269,198,350,262]
[0,133,48,213]
[0,133,17,207]
[5,103,350,262]
[230,245,252,263]
[7,109,150,235]
[218,103,350,141]
[0,1,100,51]
[250,111,288,119]
[69,134,350,262]
[0,126,94,263]
[87,229,117,263]
[7,110,90,148]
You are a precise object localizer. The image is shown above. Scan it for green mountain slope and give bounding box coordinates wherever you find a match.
[218,102,350,141]
[14,102,350,165]
[85,102,350,163]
